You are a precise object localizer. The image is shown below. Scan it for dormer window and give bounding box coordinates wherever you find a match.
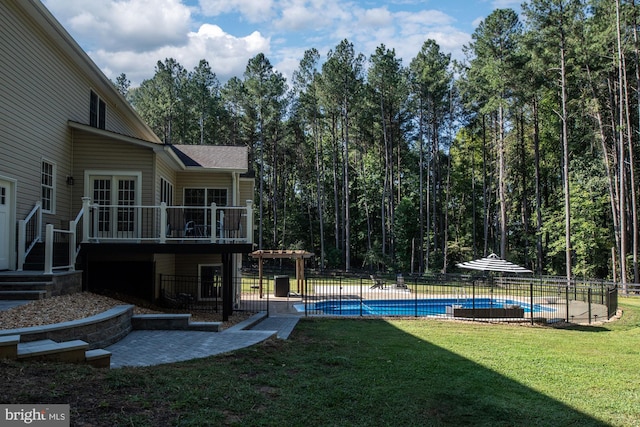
[90,90,106,129]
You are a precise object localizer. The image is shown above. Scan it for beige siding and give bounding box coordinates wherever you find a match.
[1,1,73,221]
[175,254,222,277]
[0,1,161,224]
[239,178,255,206]
[71,131,155,211]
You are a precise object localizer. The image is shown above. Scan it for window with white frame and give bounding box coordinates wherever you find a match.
[160,178,173,205]
[184,188,227,208]
[183,188,227,227]
[90,90,106,129]
[41,160,55,213]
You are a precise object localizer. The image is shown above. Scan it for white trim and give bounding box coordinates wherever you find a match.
[41,158,56,214]
[0,175,17,270]
[182,187,228,206]
[83,170,142,205]
[160,176,174,205]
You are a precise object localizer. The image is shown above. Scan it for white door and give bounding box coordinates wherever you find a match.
[91,176,138,239]
[0,180,11,270]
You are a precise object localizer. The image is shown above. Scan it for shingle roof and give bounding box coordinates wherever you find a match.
[171,145,248,171]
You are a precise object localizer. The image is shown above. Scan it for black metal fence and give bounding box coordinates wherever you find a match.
[301,273,618,325]
[158,271,619,324]
[158,273,269,314]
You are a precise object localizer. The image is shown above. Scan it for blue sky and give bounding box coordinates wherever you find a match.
[43,0,521,86]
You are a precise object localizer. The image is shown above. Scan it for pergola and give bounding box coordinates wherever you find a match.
[250,250,314,297]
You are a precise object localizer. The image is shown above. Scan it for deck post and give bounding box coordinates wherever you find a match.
[82,197,91,243]
[44,224,54,274]
[160,202,167,243]
[245,200,253,244]
[210,203,217,243]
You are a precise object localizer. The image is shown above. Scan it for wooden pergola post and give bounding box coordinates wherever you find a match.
[250,250,314,298]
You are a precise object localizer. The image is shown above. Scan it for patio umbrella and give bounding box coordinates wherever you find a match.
[456,253,533,274]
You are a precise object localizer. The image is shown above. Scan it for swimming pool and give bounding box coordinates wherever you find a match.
[301,298,556,317]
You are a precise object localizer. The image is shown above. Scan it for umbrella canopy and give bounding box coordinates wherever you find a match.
[456,253,533,274]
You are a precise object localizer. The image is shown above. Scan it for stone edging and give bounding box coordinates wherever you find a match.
[0,305,134,350]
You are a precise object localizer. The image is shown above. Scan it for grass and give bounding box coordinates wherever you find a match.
[3,299,640,426]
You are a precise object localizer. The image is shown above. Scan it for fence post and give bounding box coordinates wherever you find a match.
[565,285,570,323]
[415,277,418,317]
[360,277,363,317]
[588,288,592,324]
[530,281,534,325]
[44,224,54,275]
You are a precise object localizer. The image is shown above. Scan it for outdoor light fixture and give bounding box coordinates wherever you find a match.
[66,176,74,185]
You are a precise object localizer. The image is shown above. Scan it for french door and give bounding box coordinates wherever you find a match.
[91,175,138,239]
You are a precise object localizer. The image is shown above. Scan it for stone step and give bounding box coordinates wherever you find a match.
[188,321,222,332]
[17,339,89,363]
[85,349,111,369]
[0,281,53,291]
[0,334,20,359]
[131,314,223,332]
[0,290,47,300]
[131,313,192,330]
[0,274,51,283]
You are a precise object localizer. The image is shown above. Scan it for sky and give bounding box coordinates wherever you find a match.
[42,0,521,87]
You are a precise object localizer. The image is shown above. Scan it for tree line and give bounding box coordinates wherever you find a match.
[115,0,640,286]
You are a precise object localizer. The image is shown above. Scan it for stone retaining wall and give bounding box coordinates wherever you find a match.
[0,305,133,349]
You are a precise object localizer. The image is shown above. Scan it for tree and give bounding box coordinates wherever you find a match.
[466,9,524,259]
[243,54,287,250]
[187,60,221,145]
[291,49,327,267]
[114,73,130,98]
[409,39,451,272]
[368,44,410,264]
[318,40,365,271]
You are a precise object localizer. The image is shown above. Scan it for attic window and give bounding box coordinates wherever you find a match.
[90,90,106,129]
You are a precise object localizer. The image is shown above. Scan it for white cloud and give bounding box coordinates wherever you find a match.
[45,0,192,52]
[199,0,275,22]
[491,0,521,8]
[90,24,270,85]
[44,0,478,88]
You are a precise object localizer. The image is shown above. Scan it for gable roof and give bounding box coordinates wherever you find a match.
[171,145,248,172]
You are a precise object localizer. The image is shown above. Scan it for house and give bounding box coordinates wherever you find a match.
[0,0,255,319]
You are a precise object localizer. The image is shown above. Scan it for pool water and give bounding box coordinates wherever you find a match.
[304,298,556,316]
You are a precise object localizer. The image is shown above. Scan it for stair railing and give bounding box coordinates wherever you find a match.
[17,202,43,271]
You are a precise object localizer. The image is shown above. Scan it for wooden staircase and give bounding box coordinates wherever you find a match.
[0,335,111,368]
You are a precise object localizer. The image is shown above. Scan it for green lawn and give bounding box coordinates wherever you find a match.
[5,299,640,426]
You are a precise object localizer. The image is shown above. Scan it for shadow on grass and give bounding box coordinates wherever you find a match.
[210,318,612,427]
[550,323,611,332]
